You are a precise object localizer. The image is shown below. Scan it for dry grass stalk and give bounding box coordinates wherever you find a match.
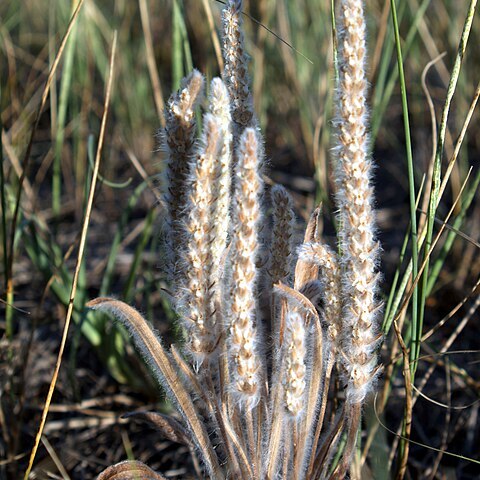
[294,206,322,291]
[91,1,380,478]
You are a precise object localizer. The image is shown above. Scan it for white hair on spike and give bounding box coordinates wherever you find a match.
[222,0,255,133]
[227,128,263,406]
[179,114,222,362]
[162,70,205,285]
[283,310,306,417]
[208,78,233,282]
[334,0,381,405]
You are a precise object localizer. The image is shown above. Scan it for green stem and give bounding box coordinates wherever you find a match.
[419,0,477,369]
[53,14,78,218]
[390,0,419,376]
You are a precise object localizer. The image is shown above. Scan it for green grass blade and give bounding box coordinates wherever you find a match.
[123,207,155,303]
[390,0,419,375]
[178,1,193,75]
[52,10,78,218]
[418,0,477,369]
[99,182,147,296]
[371,0,406,141]
[172,0,193,91]
[372,0,432,143]
[426,168,480,295]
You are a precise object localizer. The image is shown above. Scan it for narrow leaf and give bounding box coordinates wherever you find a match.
[87,297,223,479]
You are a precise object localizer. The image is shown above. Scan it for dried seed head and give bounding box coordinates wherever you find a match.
[334,0,380,404]
[299,243,342,346]
[162,70,205,283]
[180,114,222,361]
[222,0,255,133]
[227,128,263,405]
[270,184,295,285]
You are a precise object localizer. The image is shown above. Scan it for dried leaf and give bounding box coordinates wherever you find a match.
[274,282,320,325]
[97,460,167,480]
[294,206,322,289]
[87,297,223,479]
[123,411,192,447]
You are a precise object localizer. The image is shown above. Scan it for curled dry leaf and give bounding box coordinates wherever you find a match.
[123,411,193,447]
[274,281,320,325]
[86,297,223,479]
[97,460,167,480]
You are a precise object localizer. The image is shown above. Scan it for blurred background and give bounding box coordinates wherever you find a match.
[1,0,479,478]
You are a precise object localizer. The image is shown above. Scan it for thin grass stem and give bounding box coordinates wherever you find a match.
[52,5,78,219]
[138,0,166,127]
[23,30,117,480]
[6,0,86,354]
[0,82,12,339]
[391,0,419,376]
[418,0,477,371]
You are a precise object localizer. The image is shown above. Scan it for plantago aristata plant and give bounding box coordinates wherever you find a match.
[91,0,381,478]
[162,70,204,285]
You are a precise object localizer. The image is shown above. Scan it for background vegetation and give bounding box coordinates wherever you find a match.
[1,0,479,478]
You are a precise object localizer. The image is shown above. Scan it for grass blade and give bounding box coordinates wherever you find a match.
[23,30,117,479]
[418,0,477,371]
[6,0,86,351]
[390,0,419,375]
[52,4,78,219]
[87,298,224,479]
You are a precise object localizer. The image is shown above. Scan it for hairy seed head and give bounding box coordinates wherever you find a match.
[228,128,263,405]
[222,0,255,133]
[284,309,307,417]
[335,0,380,404]
[270,184,295,285]
[180,115,222,361]
[208,78,233,280]
[162,70,205,283]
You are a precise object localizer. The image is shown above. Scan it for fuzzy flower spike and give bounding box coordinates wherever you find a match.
[333,0,381,474]
[92,0,384,477]
[222,0,255,134]
[335,0,380,407]
[162,70,205,284]
[208,78,233,280]
[227,128,264,406]
[180,114,222,362]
